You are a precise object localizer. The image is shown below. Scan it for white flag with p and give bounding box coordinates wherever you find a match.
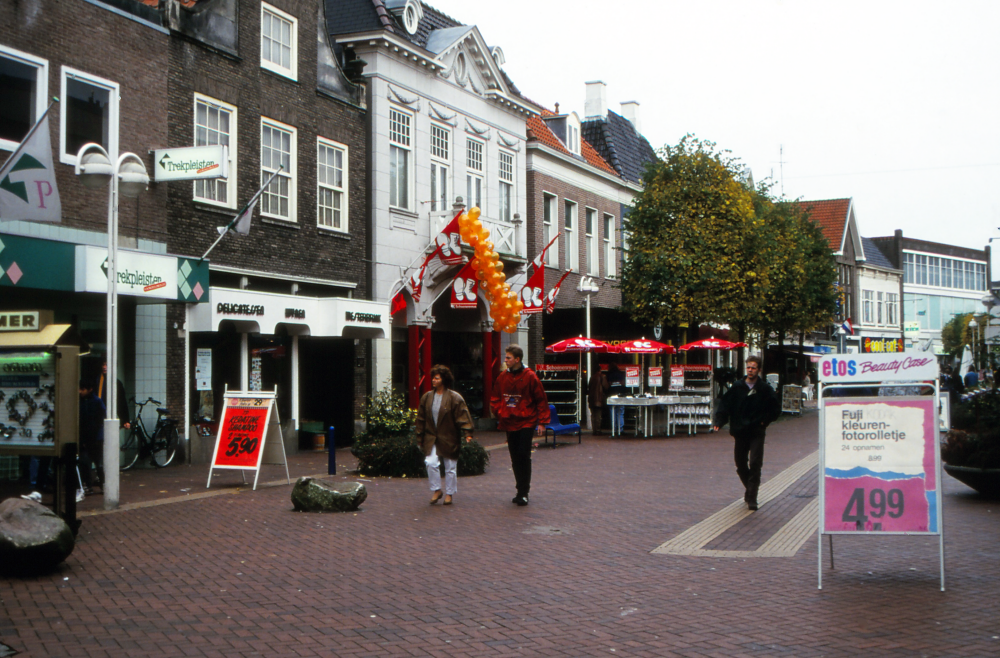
[0,108,61,223]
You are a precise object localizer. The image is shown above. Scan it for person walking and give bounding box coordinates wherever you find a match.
[588,365,609,435]
[78,379,106,498]
[713,355,780,510]
[490,345,550,506]
[415,365,474,506]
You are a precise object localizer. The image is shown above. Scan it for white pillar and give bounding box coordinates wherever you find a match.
[240,332,249,390]
[103,174,120,510]
[373,337,393,391]
[291,334,300,430]
[183,304,191,464]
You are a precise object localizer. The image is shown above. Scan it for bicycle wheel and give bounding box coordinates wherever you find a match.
[120,428,140,471]
[151,425,179,468]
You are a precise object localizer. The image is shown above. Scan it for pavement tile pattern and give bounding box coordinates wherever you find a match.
[1,414,998,657]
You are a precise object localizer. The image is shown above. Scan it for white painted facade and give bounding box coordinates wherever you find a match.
[855,266,902,340]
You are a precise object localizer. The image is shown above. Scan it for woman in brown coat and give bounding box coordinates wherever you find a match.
[415,364,474,505]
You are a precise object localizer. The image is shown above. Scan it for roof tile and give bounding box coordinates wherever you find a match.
[797,198,851,251]
[527,111,617,176]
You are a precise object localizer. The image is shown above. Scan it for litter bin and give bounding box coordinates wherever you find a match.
[327,426,336,475]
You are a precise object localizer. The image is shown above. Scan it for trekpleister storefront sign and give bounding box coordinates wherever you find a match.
[152,145,229,182]
[76,246,177,300]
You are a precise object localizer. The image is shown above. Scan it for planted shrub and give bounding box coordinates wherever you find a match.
[457,438,490,476]
[351,387,424,478]
[942,390,1000,469]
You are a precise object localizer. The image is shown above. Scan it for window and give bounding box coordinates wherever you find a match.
[542,193,557,267]
[389,108,411,209]
[876,291,884,325]
[564,200,578,271]
[585,208,597,275]
[466,138,483,210]
[603,213,616,278]
[887,292,898,326]
[862,290,874,324]
[498,150,513,222]
[59,66,118,164]
[904,253,914,284]
[261,3,297,80]
[0,46,48,153]
[429,123,449,212]
[260,118,296,221]
[317,138,347,231]
[193,94,236,208]
[941,258,952,288]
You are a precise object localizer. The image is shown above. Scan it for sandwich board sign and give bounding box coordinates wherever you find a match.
[817,353,944,590]
[207,387,289,490]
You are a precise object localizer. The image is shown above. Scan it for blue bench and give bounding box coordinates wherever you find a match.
[542,404,582,447]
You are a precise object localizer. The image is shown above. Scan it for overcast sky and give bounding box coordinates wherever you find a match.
[428,0,1000,251]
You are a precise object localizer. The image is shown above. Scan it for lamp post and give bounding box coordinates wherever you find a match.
[837,325,847,354]
[75,143,149,510]
[577,276,600,424]
[969,318,978,372]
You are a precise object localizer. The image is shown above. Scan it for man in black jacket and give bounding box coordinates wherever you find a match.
[713,356,780,510]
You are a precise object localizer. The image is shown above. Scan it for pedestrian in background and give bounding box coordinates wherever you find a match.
[415,364,474,506]
[490,345,550,506]
[588,364,609,435]
[78,379,106,496]
[713,355,780,511]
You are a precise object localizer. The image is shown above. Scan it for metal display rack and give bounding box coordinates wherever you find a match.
[535,364,581,423]
[669,365,714,431]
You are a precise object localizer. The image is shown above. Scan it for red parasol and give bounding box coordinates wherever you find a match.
[677,338,748,351]
[616,338,676,354]
[545,337,619,354]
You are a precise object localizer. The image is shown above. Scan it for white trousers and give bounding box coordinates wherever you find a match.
[425,445,458,495]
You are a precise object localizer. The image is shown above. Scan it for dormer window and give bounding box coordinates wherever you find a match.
[385,0,423,35]
[566,112,581,155]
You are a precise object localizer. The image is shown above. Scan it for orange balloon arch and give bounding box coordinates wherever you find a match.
[457,207,523,333]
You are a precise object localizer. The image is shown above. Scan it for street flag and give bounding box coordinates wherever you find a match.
[0,105,61,223]
[519,262,545,315]
[435,211,465,265]
[531,232,560,270]
[545,270,573,314]
[450,259,479,309]
[201,165,283,260]
[841,318,854,335]
[407,244,443,303]
[390,291,407,316]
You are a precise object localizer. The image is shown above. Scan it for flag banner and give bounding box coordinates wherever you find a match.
[545,270,573,314]
[0,112,61,223]
[218,196,257,236]
[450,260,479,309]
[390,291,407,316]
[407,244,443,303]
[531,232,560,270]
[842,318,854,335]
[435,211,465,265]
[519,262,545,315]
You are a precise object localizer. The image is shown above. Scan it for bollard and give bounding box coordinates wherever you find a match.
[327,426,336,475]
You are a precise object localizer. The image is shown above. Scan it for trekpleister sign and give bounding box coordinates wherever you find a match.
[207,390,288,490]
[153,145,228,182]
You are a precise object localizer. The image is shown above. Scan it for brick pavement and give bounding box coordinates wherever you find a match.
[2,414,999,657]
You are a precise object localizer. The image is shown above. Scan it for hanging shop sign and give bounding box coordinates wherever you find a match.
[648,367,663,387]
[625,366,641,388]
[152,145,229,182]
[74,247,210,303]
[903,321,921,338]
[670,366,684,390]
[207,389,288,490]
[862,336,905,353]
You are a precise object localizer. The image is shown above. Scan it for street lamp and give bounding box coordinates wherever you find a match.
[577,276,600,425]
[75,143,149,510]
[837,325,847,354]
[969,318,978,372]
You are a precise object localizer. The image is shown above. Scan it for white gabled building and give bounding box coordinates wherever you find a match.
[327,0,539,413]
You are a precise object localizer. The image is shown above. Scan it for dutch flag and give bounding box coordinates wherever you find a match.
[841,319,854,335]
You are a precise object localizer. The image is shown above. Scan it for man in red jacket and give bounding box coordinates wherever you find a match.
[490,345,550,506]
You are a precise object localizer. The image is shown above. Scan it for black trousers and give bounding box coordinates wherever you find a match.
[506,427,534,497]
[733,429,766,503]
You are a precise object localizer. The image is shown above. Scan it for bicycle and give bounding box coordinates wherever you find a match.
[120,397,179,470]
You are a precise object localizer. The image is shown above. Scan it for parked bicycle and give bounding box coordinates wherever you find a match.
[120,397,179,470]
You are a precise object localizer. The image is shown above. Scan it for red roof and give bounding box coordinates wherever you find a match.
[797,198,851,251]
[527,111,618,177]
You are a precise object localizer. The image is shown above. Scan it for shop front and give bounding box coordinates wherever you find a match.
[188,288,388,459]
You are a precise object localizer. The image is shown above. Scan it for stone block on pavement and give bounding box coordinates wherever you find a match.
[0,497,75,575]
[291,477,366,512]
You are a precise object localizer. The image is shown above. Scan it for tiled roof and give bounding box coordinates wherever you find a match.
[860,237,896,270]
[797,198,851,251]
[325,0,396,37]
[581,111,658,184]
[527,111,617,177]
[411,3,463,49]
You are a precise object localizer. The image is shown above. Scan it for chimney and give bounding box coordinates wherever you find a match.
[620,101,641,133]
[584,81,607,120]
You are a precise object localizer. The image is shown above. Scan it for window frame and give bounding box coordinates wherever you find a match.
[260,2,298,81]
[862,289,874,325]
[564,199,578,271]
[259,116,297,223]
[388,106,413,211]
[58,66,119,166]
[466,137,484,211]
[192,93,237,210]
[542,192,557,267]
[0,45,48,154]
[585,207,598,276]
[498,149,514,223]
[429,122,450,213]
[603,213,616,278]
[317,136,348,233]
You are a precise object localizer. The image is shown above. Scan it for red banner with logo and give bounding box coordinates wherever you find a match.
[519,264,545,315]
[450,260,479,309]
[435,211,465,265]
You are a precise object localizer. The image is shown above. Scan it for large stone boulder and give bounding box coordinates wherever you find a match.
[291,478,367,512]
[0,498,75,575]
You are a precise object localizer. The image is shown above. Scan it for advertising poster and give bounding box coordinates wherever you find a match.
[648,367,663,387]
[823,397,937,533]
[212,396,272,469]
[195,348,212,391]
[669,366,684,390]
[625,366,641,388]
[0,351,57,448]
